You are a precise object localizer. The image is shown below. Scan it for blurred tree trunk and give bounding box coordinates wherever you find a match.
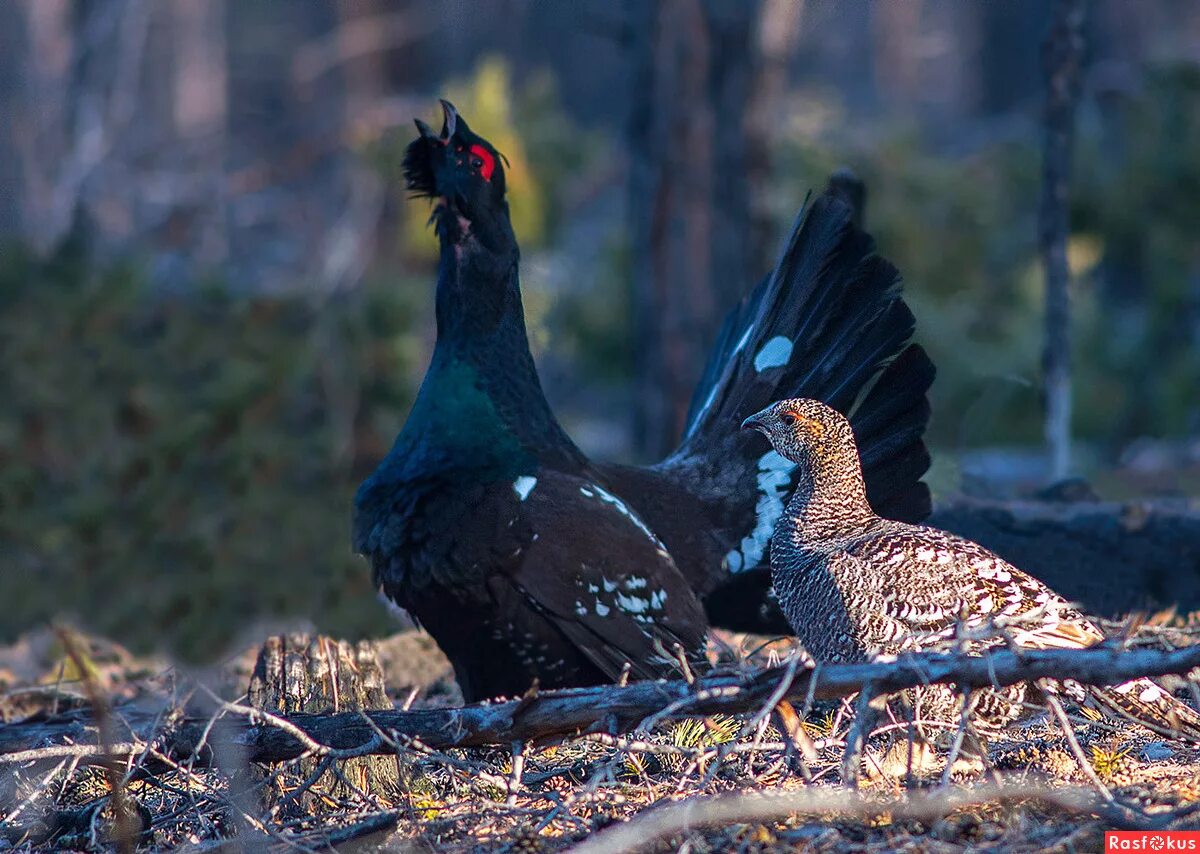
[0,1,27,236]
[1039,0,1086,482]
[12,0,76,253]
[169,0,228,267]
[979,1,1050,113]
[1092,1,1150,439]
[745,0,804,270]
[628,0,761,459]
[871,0,922,107]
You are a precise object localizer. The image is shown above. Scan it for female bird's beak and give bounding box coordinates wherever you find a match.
[741,414,769,436]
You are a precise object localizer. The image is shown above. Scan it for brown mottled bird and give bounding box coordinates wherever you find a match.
[744,397,1200,741]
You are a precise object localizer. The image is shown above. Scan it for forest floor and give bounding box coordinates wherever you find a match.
[1,621,1199,853]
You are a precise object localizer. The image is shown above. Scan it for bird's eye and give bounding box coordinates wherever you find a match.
[468,144,496,182]
[781,412,799,425]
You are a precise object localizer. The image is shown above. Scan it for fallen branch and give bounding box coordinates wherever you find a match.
[566,782,1190,854]
[2,643,1197,767]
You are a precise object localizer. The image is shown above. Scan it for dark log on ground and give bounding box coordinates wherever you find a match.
[932,496,1200,617]
[2,644,1197,767]
[248,634,400,812]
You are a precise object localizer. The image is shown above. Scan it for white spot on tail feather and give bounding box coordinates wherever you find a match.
[753,336,793,372]
[513,476,537,501]
[724,450,796,573]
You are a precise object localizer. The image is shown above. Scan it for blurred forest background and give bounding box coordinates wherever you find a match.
[2,0,1199,660]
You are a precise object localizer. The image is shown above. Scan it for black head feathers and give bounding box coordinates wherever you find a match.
[403,100,508,204]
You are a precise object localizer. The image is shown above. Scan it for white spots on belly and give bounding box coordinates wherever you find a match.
[580,483,667,550]
[574,600,587,617]
[725,449,796,573]
[512,475,537,501]
[753,336,793,372]
[595,601,610,617]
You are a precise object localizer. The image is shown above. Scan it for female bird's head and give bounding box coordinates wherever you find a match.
[403,100,509,236]
[741,398,859,472]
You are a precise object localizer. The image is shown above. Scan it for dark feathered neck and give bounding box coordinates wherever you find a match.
[393,207,586,478]
[780,448,878,543]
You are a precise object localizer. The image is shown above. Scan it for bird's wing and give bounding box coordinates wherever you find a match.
[489,470,709,683]
[844,526,1200,742]
[843,524,1105,651]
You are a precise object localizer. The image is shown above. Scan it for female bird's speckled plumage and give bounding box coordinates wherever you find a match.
[748,397,1200,741]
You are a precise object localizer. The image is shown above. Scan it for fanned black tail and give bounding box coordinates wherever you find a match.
[672,188,933,518]
[651,185,934,629]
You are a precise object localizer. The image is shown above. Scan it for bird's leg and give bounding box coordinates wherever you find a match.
[841,685,886,788]
[902,695,919,788]
[671,643,695,684]
[506,740,525,806]
[1039,677,1115,803]
[771,700,816,781]
[939,690,982,785]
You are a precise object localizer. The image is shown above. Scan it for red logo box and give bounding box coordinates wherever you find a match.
[1106,832,1200,851]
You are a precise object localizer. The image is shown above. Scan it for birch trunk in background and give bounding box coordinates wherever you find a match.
[1039,0,1086,481]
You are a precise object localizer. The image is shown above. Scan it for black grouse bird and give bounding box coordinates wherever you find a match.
[745,397,1200,741]
[354,102,935,701]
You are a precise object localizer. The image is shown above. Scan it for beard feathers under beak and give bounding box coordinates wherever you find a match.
[405,106,461,198]
[402,134,439,198]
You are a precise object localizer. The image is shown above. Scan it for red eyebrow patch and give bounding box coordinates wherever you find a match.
[469,144,495,182]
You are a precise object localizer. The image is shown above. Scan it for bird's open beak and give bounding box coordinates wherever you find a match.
[741,414,769,436]
[439,99,458,139]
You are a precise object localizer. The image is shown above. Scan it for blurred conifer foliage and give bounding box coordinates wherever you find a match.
[0,246,422,657]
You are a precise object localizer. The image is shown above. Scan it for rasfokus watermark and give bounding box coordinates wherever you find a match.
[1106,832,1200,851]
